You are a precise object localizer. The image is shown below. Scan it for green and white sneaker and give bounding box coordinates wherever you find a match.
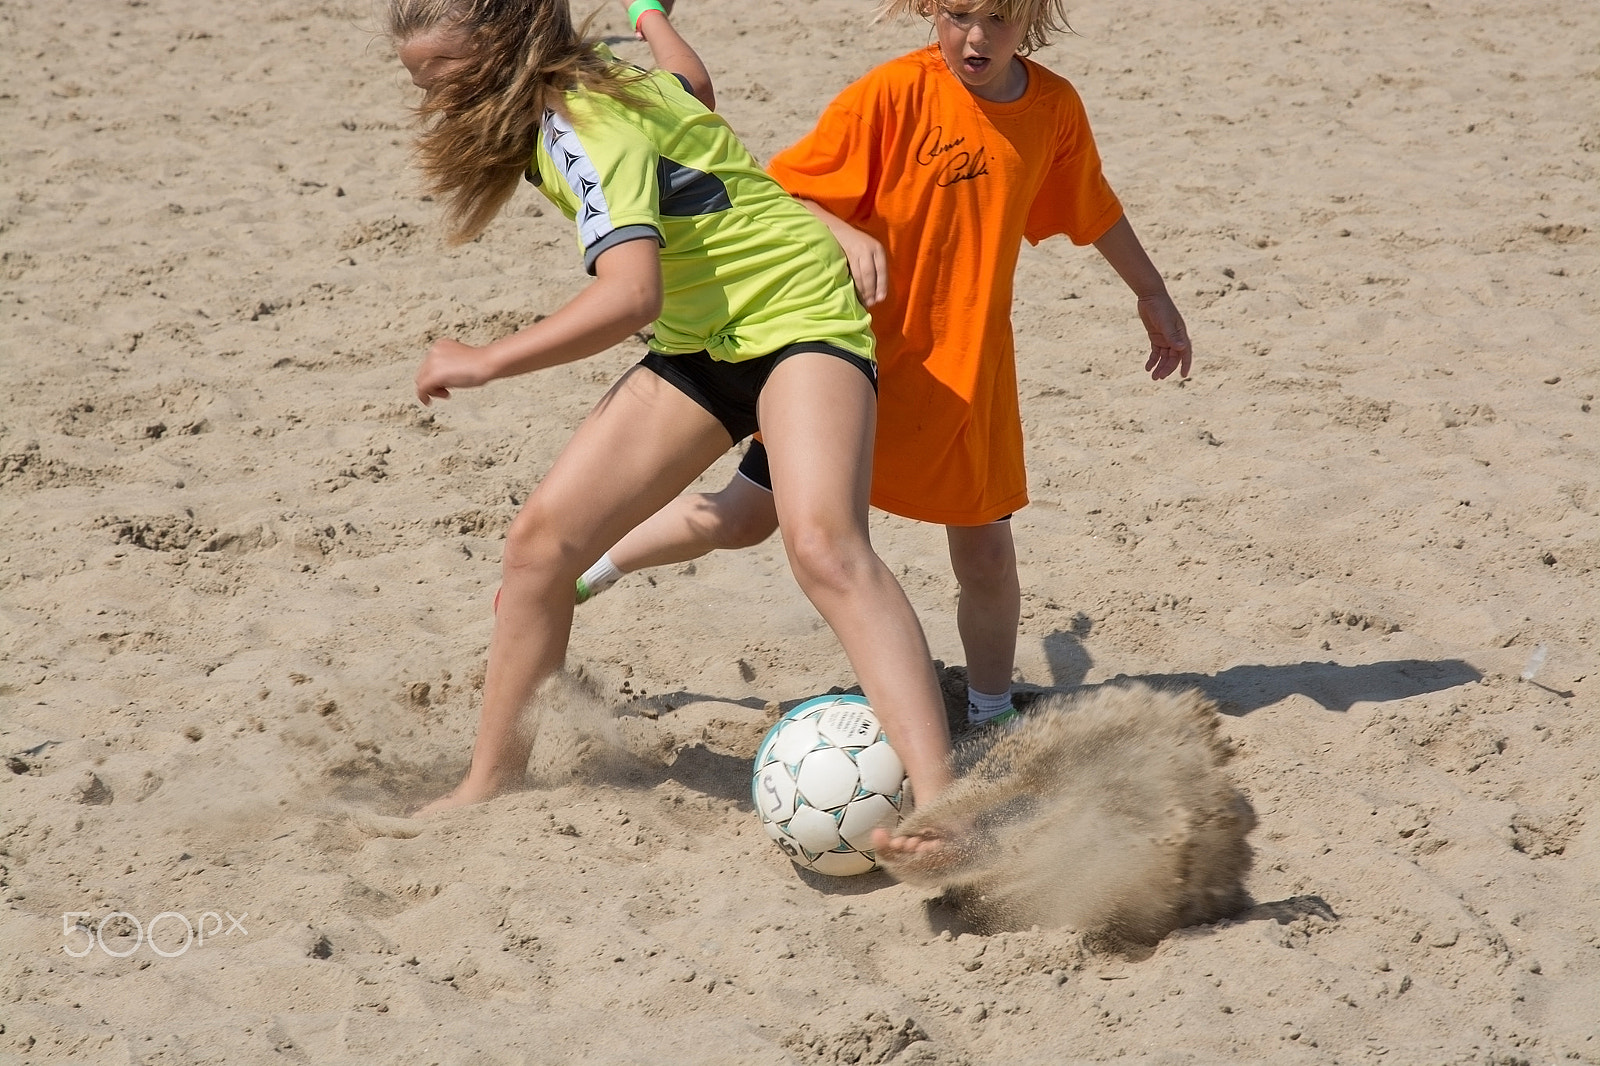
[575,556,624,605]
[966,705,1019,730]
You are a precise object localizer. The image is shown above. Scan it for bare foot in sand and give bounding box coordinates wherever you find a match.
[412,791,470,818]
[412,775,513,817]
[872,824,972,881]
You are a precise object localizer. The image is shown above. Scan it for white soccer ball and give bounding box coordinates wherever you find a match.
[751,694,909,876]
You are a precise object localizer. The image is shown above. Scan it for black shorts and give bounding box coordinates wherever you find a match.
[641,342,876,443]
[735,438,773,490]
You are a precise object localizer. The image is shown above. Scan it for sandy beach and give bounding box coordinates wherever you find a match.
[2,0,1597,1061]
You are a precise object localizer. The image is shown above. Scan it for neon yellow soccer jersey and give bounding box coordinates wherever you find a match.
[529,50,874,364]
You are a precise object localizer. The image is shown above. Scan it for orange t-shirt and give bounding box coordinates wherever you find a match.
[768,47,1123,524]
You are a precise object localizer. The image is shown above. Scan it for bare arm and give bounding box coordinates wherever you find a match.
[630,2,714,111]
[798,199,887,307]
[415,238,663,404]
[1092,214,1192,381]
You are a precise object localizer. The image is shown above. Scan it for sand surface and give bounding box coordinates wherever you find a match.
[3,0,1598,1062]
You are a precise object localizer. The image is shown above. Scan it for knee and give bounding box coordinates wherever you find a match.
[710,503,778,550]
[690,484,777,551]
[784,521,874,596]
[952,539,1019,593]
[503,502,578,578]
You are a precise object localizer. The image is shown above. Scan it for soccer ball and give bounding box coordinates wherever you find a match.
[751,694,909,876]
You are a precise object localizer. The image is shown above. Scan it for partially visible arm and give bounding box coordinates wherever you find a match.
[1092,214,1192,381]
[798,198,887,307]
[631,2,714,111]
[415,238,663,404]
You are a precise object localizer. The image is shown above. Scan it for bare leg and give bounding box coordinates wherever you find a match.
[418,367,732,814]
[945,521,1021,697]
[756,353,954,840]
[606,470,778,573]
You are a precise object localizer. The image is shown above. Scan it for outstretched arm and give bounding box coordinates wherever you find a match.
[415,238,663,404]
[1092,215,1192,381]
[627,0,714,111]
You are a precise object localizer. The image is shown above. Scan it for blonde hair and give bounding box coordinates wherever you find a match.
[388,0,648,243]
[877,0,1073,55]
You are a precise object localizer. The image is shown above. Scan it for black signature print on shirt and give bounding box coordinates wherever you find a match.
[916,125,989,186]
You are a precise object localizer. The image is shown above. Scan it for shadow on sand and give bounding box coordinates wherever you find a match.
[1116,658,1484,716]
[1035,624,1483,716]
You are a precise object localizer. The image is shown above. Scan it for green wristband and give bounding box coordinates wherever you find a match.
[627,0,667,30]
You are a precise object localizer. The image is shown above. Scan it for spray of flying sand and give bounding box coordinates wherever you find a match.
[882,683,1257,946]
[512,669,634,785]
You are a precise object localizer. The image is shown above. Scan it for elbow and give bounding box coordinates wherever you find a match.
[591,237,664,331]
[618,277,663,332]
[635,290,664,330]
[685,75,715,111]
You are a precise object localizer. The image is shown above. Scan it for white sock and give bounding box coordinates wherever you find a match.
[579,552,625,594]
[966,686,1014,724]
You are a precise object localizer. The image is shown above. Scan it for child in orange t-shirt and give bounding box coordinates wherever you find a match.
[580,0,1191,728]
